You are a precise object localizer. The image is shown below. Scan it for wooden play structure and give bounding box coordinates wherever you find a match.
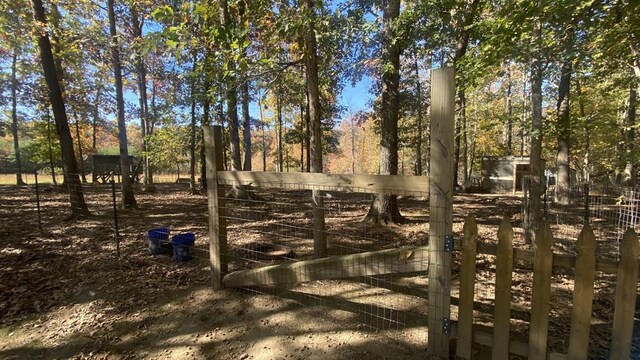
[202,68,640,358]
[91,155,143,184]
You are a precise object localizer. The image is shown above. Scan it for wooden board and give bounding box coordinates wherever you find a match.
[427,66,455,358]
[492,218,514,359]
[204,126,228,290]
[567,225,596,359]
[528,222,554,360]
[610,229,639,359]
[216,170,429,195]
[222,246,430,288]
[456,215,478,359]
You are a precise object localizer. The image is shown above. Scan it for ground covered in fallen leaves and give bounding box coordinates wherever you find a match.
[0,183,627,359]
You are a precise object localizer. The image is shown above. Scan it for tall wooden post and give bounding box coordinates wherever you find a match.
[428,67,455,357]
[204,125,228,289]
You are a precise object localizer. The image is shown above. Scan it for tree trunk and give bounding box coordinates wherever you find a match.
[506,62,513,154]
[452,0,480,188]
[258,93,267,171]
[108,0,136,209]
[46,107,57,184]
[300,104,305,172]
[305,88,311,172]
[624,79,637,184]
[304,0,327,257]
[242,80,252,171]
[364,0,403,225]
[92,87,100,153]
[461,89,469,189]
[276,87,283,172]
[555,27,574,205]
[220,0,242,172]
[131,5,152,188]
[32,0,89,216]
[189,57,198,195]
[576,78,589,182]
[526,17,544,245]
[74,113,87,183]
[10,48,25,185]
[200,75,211,190]
[414,57,423,176]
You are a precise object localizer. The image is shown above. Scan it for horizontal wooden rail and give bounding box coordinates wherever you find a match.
[216,170,429,195]
[468,241,626,275]
[223,246,430,288]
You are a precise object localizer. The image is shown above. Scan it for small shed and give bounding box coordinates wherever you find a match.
[480,156,546,193]
[92,155,142,183]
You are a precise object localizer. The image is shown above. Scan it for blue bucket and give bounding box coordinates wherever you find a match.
[147,227,171,255]
[172,233,195,262]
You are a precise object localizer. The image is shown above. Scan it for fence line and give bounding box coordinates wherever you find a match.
[456,215,639,359]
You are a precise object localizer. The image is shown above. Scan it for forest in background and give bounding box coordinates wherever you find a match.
[1,0,639,201]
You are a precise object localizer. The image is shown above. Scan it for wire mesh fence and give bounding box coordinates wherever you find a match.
[523,181,640,261]
[217,178,432,332]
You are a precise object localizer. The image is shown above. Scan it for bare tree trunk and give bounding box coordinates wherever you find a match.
[189,57,198,195]
[74,113,87,183]
[300,104,305,172]
[46,107,57,184]
[200,75,211,190]
[576,78,589,182]
[258,93,267,171]
[242,80,252,171]
[305,88,311,172]
[131,5,152,188]
[506,62,513,154]
[624,79,637,184]
[461,89,469,190]
[10,49,25,185]
[452,0,481,189]
[526,16,544,244]
[220,0,242,172]
[414,57,423,176]
[277,86,283,172]
[108,0,136,209]
[92,87,100,153]
[555,27,574,205]
[305,0,326,258]
[32,0,89,216]
[364,0,403,225]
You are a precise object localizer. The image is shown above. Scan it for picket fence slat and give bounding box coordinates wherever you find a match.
[610,229,639,360]
[456,214,478,359]
[528,222,554,360]
[568,225,596,359]
[492,218,514,360]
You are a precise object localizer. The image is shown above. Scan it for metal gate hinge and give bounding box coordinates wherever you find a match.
[442,317,451,335]
[444,235,454,252]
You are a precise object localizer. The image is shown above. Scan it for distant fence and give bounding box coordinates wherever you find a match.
[524,181,640,261]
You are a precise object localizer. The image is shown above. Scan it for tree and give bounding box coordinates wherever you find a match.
[364,0,403,225]
[31,0,89,216]
[107,0,136,209]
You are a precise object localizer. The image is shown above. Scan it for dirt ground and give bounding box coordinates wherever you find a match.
[0,183,625,359]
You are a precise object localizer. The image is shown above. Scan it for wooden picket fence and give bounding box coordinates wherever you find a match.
[455,215,639,359]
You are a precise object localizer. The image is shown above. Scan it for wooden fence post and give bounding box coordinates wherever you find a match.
[204,125,228,290]
[456,214,478,359]
[610,228,639,359]
[493,217,514,359]
[567,225,596,359]
[528,222,554,360]
[428,66,455,357]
